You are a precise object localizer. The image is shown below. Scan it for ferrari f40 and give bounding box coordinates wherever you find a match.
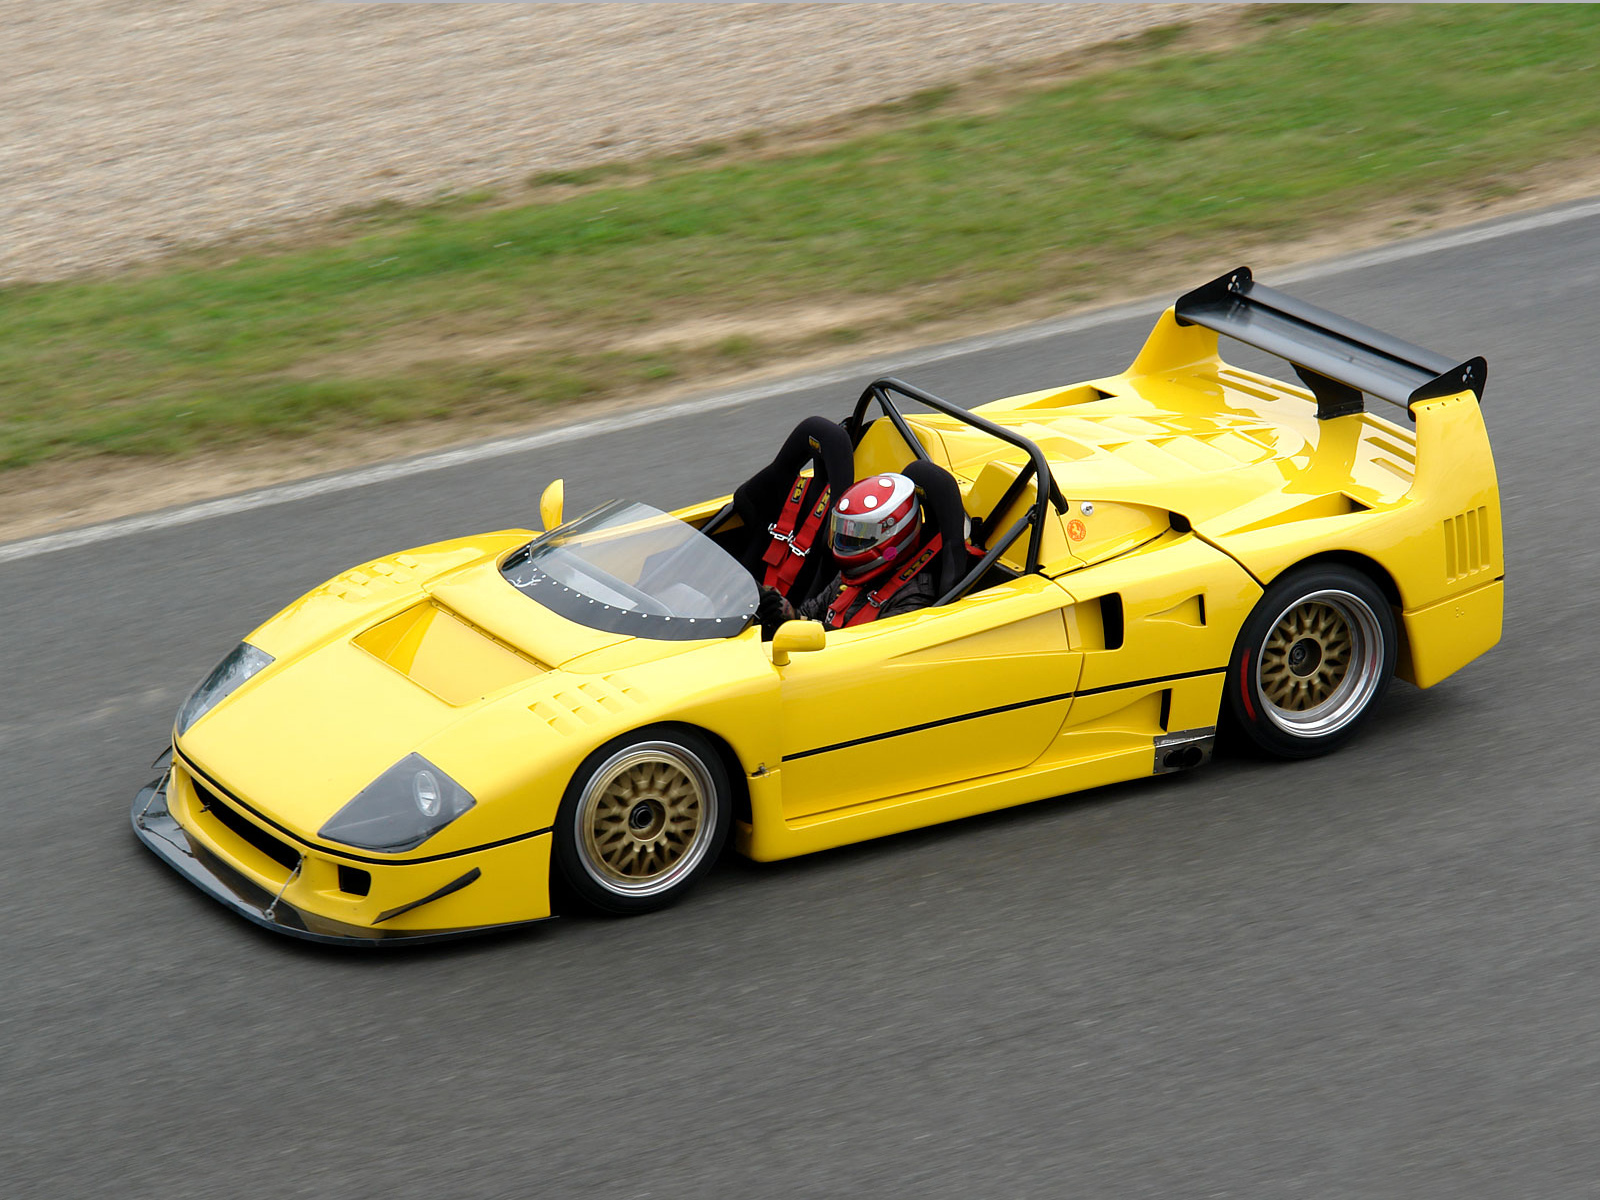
[132,268,1503,943]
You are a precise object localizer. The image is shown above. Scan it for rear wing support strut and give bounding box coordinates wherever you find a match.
[1175,267,1487,420]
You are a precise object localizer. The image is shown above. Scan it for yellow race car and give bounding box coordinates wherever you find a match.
[132,268,1502,944]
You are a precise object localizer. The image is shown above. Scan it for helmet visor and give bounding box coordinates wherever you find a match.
[831,505,914,560]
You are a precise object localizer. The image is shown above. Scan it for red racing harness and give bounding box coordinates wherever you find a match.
[760,474,832,594]
[825,534,943,629]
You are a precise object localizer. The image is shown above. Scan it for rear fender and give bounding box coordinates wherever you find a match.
[1203,393,1501,687]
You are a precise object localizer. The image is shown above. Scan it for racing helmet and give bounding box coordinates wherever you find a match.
[830,473,921,581]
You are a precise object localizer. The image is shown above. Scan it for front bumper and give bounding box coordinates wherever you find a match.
[131,756,551,947]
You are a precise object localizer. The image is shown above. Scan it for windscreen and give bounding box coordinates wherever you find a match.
[501,501,758,640]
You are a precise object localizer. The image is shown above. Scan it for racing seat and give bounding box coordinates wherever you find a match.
[898,459,973,604]
[728,416,856,606]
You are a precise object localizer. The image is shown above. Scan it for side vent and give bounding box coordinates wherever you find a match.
[1012,383,1115,409]
[1443,506,1492,583]
[1101,594,1125,651]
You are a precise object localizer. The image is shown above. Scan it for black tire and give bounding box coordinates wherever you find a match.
[552,725,732,916]
[1224,564,1397,760]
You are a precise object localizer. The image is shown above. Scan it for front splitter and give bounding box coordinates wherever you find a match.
[130,771,547,948]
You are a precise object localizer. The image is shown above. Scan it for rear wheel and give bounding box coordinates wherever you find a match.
[1225,564,1397,759]
[553,727,731,915]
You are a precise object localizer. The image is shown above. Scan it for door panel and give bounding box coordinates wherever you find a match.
[777,575,1081,820]
[1049,532,1261,753]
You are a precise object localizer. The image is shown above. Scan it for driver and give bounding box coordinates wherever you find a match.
[757,473,942,634]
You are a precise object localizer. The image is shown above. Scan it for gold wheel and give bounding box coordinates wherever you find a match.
[1259,600,1352,711]
[574,741,718,898]
[1252,587,1386,739]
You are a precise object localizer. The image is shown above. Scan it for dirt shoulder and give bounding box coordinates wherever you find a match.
[1,2,1201,283]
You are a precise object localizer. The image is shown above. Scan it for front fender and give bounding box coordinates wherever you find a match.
[421,629,782,847]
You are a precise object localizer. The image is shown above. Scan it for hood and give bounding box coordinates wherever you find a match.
[248,534,632,669]
[178,629,483,838]
[181,543,741,841]
[424,557,630,667]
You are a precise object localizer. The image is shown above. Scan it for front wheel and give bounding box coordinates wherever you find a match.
[553,727,732,915]
[1224,565,1397,759]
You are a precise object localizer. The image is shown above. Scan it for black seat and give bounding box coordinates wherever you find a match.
[899,459,970,603]
[728,417,856,606]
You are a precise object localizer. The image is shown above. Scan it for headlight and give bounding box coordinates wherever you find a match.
[175,643,274,736]
[318,754,476,853]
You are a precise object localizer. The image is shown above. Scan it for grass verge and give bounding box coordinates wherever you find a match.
[4,4,1600,471]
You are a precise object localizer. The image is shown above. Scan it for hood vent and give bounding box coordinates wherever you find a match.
[354,601,546,706]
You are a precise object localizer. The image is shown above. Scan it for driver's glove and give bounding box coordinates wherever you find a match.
[756,587,796,636]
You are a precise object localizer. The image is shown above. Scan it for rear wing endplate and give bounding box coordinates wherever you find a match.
[1175,266,1486,420]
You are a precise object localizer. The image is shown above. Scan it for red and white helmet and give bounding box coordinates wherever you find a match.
[830,473,921,581]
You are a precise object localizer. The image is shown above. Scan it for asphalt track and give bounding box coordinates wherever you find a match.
[5,201,1600,1198]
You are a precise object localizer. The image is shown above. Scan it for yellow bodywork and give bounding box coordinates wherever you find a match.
[159,304,1501,937]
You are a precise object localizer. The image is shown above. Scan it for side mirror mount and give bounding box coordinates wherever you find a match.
[770,620,826,667]
[539,479,565,531]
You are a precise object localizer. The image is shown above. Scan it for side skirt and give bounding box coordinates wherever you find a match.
[740,743,1158,861]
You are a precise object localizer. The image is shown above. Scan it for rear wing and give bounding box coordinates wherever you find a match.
[1174,266,1486,420]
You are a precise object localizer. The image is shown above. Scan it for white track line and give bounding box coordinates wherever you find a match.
[5,195,1599,566]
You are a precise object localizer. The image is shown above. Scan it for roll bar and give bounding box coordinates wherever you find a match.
[845,377,1068,575]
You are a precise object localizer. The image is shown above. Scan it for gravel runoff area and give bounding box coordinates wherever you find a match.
[1,2,1207,283]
